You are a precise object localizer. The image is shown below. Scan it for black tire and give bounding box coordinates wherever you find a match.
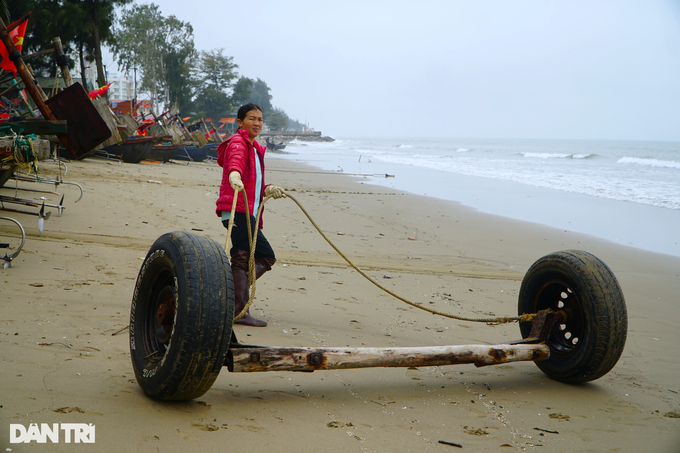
[518,250,627,383]
[129,231,234,400]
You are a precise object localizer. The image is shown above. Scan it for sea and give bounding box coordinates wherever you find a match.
[268,137,680,258]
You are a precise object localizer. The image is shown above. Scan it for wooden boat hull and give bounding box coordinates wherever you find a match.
[146,144,183,163]
[104,137,155,163]
[173,145,211,162]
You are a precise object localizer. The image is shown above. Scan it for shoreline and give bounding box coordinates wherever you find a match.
[1,157,678,452]
[269,148,680,258]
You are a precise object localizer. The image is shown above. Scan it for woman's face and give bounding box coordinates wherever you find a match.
[237,109,263,140]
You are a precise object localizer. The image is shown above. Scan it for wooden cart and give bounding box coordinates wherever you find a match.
[128,232,627,401]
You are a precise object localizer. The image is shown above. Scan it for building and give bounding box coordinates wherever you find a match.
[83,66,134,101]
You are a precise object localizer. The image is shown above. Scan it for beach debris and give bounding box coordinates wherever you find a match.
[147,180,162,184]
[111,325,130,336]
[336,232,345,235]
[52,407,84,414]
[38,342,72,348]
[326,421,353,428]
[383,274,392,279]
[438,440,463,448]
[534,427,559,434]
[664,411,680,418]
[548,413,570,421]
[408,237,417,240]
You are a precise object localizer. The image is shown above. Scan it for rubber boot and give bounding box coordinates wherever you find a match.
[231,251,274,327]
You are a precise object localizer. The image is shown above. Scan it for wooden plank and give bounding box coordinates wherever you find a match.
[45,82,111,158]
[1,120,67,135]
[228,343,550,373]
[91,96,123,150]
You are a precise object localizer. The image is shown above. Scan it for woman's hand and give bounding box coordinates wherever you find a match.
[229,171,244,191]
[265,185,286,199]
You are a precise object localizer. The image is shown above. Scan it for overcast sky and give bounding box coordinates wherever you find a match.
[113,1,680,140]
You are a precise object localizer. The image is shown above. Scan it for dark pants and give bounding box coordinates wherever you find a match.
[222,212,276,270]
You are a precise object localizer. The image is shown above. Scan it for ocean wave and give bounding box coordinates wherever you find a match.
[456,148,471,152]
[396,144,413,148]
[521,152,595,159]
[617,157,680,169]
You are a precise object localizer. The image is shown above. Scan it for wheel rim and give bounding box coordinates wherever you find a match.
[532,279,585,356]
[143,268,176,363]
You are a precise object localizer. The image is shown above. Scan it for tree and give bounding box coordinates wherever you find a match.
[250,78,273,112]
[266,107,288,132]
[5,0,80,75]
[231,76,254,108]
[5,0,130,90]
[112,3,196,112]
[189,48,238,118]
[229,76,274,113]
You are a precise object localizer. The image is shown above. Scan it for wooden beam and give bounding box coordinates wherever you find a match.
[227,343,550,373]
[22,48,55,61]
[51,37,72,87]
[1,120,67,135]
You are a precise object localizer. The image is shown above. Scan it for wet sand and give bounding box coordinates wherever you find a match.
[1,156,679,452]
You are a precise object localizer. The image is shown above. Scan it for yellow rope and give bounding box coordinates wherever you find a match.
[225,188,535,325]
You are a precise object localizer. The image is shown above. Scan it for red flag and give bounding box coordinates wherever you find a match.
[88,82,113,99]
[0,16,29,74]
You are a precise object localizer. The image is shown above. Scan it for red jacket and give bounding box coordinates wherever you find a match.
[215,129,268,228]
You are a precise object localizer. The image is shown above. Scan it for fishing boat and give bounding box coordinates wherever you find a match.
[145,143,183,163]
[104,136,155,163]
[172,144,211,162]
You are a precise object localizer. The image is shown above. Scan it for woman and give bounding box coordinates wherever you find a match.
[215,103,285,326]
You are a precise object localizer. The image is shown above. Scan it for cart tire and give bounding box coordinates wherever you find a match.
[518,250,627,383]
[129,231,234,400]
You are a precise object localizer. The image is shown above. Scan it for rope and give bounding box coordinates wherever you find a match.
[225,188,535,325]
[224,187,271,322]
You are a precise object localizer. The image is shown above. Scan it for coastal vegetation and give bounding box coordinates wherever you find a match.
[2,0,304,131]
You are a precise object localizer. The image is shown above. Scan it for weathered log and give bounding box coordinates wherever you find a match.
[228,343,550,373]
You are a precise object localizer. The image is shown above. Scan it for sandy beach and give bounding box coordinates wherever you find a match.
[1,155,679,452]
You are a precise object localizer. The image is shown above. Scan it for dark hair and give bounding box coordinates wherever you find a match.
[237,103,263,121]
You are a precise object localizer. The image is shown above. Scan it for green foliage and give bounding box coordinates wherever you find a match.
[229,77,274,113]
[250,78,273,112]
[231,76,254,108]
[1,0,308,131]
[287,117,306,131]
[266,107,289,132]
[112,2,196,111]
[187,48,238,118]
[4,0,130,89]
